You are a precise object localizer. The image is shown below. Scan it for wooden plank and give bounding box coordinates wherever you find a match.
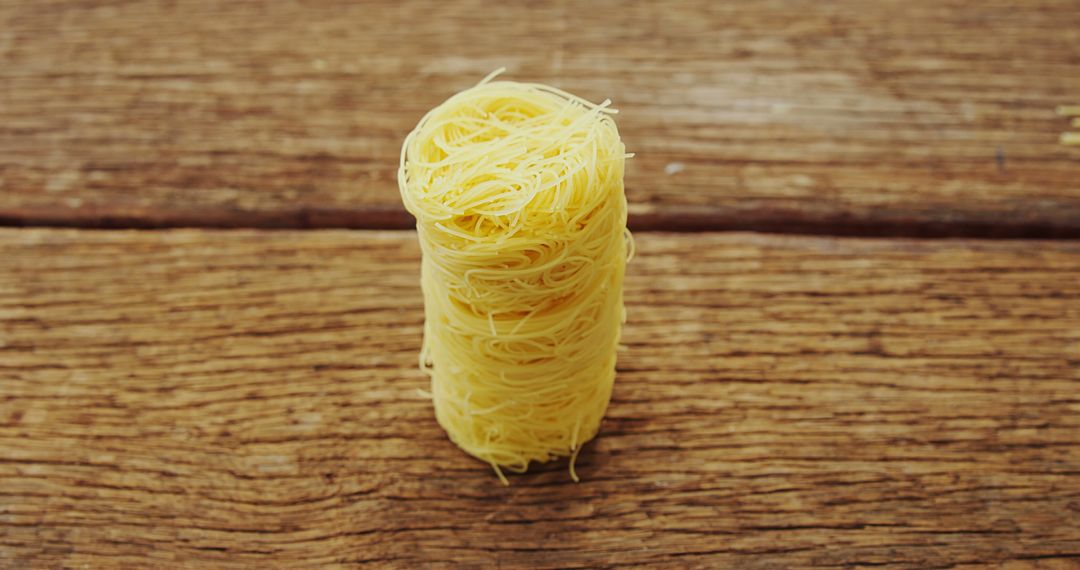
[2,1,1079,236]
[1,228,1077,568]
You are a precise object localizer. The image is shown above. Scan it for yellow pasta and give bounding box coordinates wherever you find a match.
[398,71,632,483]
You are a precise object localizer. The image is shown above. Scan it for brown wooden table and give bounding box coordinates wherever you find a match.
[2,2,1078,568]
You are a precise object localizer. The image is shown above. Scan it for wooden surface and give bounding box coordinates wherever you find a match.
[2,229,1078,568]
[2,0,1080,236]
[4,1,1080,567]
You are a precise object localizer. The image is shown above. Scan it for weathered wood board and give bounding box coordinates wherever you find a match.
[2,1,1079,235]
[1,229,1077,568]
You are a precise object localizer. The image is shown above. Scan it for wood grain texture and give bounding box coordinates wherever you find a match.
[1,228,1078,568]
[2,1,1080,236]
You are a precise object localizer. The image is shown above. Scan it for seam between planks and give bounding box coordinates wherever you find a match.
[3,206,1080,239]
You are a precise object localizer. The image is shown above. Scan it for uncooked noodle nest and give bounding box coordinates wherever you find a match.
[398,70,632,483]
